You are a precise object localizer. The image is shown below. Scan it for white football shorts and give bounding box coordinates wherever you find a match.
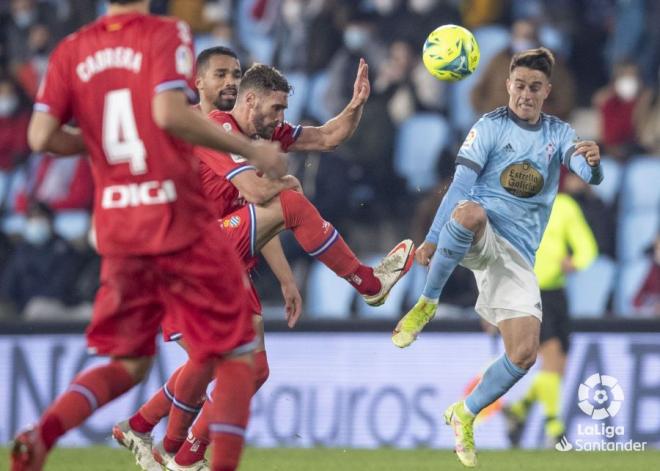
[460,218,543,326]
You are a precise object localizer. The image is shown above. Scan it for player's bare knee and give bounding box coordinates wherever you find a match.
[452,201,486,233]
[116,357,153,383]
[509,341,538,370]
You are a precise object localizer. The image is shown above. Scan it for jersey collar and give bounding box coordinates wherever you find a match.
[507,107,543,131]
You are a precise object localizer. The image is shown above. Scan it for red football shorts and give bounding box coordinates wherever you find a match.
[87,221,255,361]
[217,204,262,315]
[162,205,262,342]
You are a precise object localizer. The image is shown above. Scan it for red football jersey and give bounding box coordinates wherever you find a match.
[195,110,301,218]
[35,12,210,256]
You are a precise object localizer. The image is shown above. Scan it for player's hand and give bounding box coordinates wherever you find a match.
[350,58,371,108]
[246,140,288,178]
[415,241,437,267]
[575,140,601,167]
[281,281,303,328]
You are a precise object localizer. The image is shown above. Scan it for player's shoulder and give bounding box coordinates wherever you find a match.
[483,106,509,122]
[542,113,574,142]
[542,112,570,130]
[208,110,237,130]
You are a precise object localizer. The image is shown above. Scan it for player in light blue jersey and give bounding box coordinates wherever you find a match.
[392,48,603,467]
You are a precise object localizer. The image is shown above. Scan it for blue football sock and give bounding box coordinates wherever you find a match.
[465,354,528,415]
[422,219,474,300]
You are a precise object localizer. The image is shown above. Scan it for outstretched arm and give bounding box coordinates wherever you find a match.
[288,58,370,152]
[261,236,303,328]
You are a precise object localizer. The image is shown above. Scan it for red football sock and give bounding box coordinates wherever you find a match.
[279,189,380,295]
[39,361,135,450]
[174,400,212,466]
[210,359,254,471]
[130,365,184,433]
[175,351,268,466]
[163,358,214,453]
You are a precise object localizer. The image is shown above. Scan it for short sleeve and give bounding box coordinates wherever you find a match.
[456,118,494,174]
[34,42,73,123]
[559,123,578,168]
[272,121,302,152]
[149,19,196,101]
[198,111,256,180]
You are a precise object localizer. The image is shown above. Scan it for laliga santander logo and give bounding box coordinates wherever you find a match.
[578,373,624,420]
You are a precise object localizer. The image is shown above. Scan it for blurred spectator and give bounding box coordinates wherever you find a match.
[460,0,509,29]
[373,39,445,124]
[168,0,207,32]
[394,0,461,48]
[13,22,52,96]
[592,61,653,160]
[567,0,615,105]
[5,0,58,67]
[304,0,344,75]
[471,18,576,120]
[272,0,309,73]
[195,2,250,63]
[0,74,31,175]
[633,234,660,317]
[635,71,660,155]
[12,154,93,213]
[0,201,82,315]
[325,10,387,116]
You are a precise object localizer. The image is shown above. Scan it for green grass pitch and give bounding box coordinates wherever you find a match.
[1,447,658,470]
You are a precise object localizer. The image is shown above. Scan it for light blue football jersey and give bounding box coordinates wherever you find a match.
[457,107,582,267]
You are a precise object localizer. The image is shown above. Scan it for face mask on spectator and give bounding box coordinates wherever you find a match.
[0,94,18,117]
[409,0,437,14]
[372,0,398,14]
[511,38,537,53]
[24,217,52,246]
[282,0,303,26]
[344,27,369,52]
[614,75,639,101]
[14,10,36,28]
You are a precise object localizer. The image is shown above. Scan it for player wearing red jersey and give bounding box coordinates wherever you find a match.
[116,52,414,471]
[9,2,286,471]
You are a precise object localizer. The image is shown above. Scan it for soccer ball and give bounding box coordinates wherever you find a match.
[422,24,480,81]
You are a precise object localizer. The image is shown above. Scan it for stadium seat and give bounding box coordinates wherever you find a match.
[448,25,510,133]
[616,210,659,262]
[394,113,450,192]
[305,261,355,318]
[54,210,91,241]
[590,157,622,206]
[619,157,660,211]
[356,254,410,319]
[565,255,616,317]
[614,259,653,316]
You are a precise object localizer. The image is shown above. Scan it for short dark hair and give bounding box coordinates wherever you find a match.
[239,64,291,95]
[510,47,555,79]
[108,0,143,4]
[196,46,240,75]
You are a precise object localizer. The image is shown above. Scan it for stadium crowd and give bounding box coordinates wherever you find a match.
[0,0,658,321]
